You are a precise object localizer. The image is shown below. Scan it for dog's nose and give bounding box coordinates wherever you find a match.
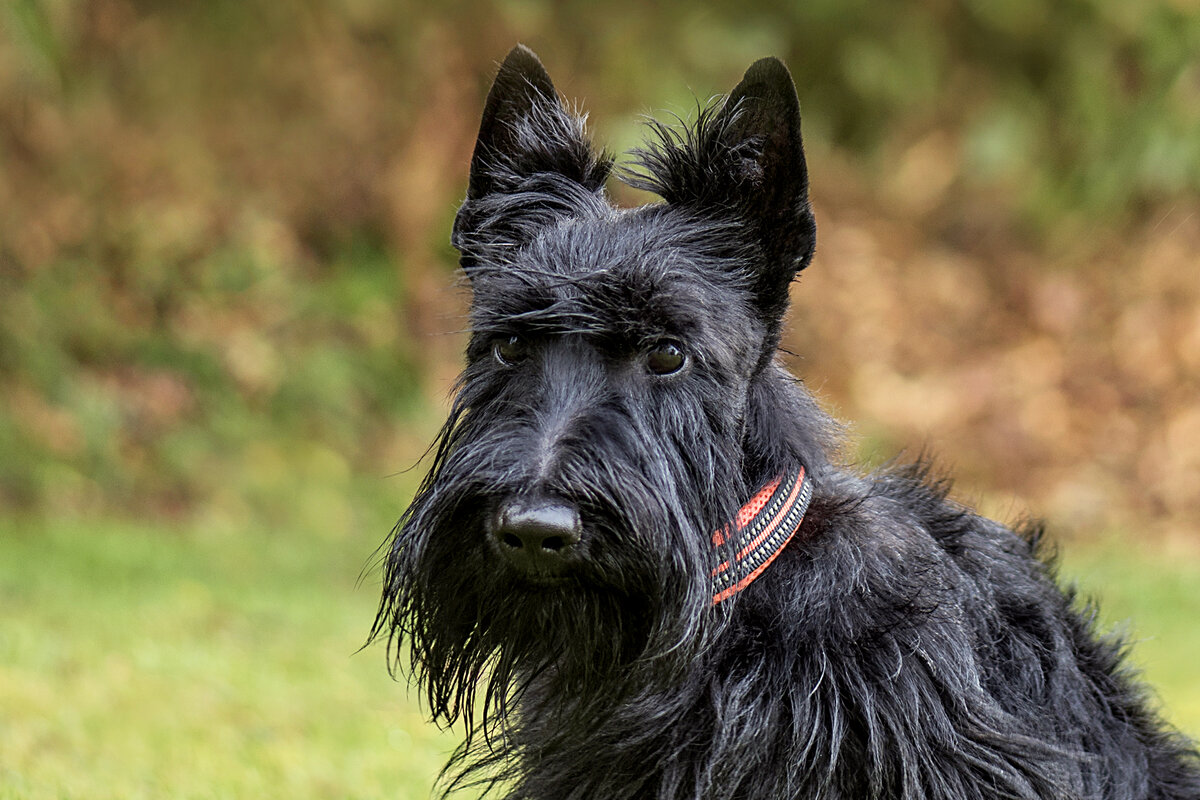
[490,497,582,575]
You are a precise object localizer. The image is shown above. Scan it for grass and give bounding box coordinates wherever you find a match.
[0,511,457,800]
[1,513,1197,799]
[1058,536,1200,731]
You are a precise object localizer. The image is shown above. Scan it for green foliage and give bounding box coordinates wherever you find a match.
[0,233,421,520]
[765,0,1200,220]
[2,0,1198,521]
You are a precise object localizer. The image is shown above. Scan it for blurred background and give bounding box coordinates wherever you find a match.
[1,0,1198,797]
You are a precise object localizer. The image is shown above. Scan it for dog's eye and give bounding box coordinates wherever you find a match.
[646,341,686,376]
[493,335,529,366]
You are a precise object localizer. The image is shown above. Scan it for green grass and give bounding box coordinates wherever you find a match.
[1059,537,1200,733]
[1,516,1196,799]
[0,513,457,800]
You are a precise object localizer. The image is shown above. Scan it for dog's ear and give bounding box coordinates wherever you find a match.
[717,57,815,275]
[465,45,565,200]
[453,45,611,271]
[631,57,815,326]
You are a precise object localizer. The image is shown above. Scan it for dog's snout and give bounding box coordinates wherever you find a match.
[490,498,582,575]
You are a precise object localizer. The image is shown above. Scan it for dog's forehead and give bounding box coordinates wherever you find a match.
[532,209,740,287]
[470,207,758,349]
[533,213,739,313]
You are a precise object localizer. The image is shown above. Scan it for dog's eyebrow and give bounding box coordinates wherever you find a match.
[477,299,702,346]
[475,302,608,337]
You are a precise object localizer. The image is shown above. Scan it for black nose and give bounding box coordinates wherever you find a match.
[490,497,582,576]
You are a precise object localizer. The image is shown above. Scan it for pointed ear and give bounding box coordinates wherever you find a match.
[718,57,814,264]
[466,45,561,200]
[630,57,816,325]
[452,45,611,272]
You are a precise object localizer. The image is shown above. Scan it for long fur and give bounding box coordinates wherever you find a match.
[372,48,1200,800]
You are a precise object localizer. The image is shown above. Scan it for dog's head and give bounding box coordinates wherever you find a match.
[374,45,828,737]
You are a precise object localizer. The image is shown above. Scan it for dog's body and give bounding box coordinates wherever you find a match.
[373,46,1200,799]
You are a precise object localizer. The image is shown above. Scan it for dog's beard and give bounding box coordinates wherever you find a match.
[378,492,720,737]
[371,395,749,794]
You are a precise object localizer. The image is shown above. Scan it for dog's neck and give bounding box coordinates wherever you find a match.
[710,465,812,605]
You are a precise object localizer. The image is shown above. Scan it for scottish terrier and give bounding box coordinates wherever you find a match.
[372,45,1200,799]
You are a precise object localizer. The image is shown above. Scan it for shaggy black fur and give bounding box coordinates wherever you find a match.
[372,45,1200,799]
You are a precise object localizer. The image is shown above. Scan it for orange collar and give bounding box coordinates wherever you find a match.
[710,466,811,605]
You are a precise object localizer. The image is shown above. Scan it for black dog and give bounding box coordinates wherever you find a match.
[373,45,1200,799]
